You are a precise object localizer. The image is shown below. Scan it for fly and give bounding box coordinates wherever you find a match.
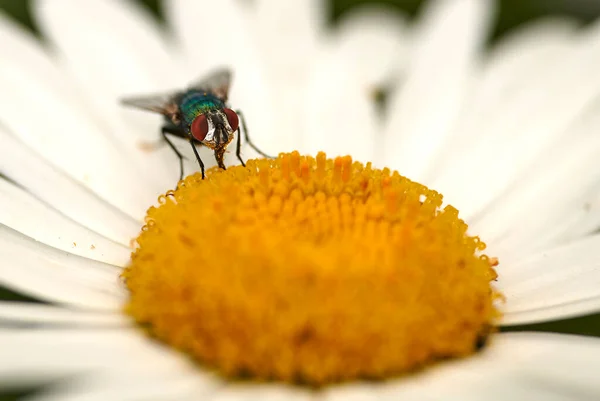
[121,68,270,180]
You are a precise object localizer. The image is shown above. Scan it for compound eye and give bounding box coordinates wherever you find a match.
[190,114,209,141]
[223,108,239,132]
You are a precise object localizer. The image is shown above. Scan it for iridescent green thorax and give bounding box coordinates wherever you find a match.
[179,90,224,126]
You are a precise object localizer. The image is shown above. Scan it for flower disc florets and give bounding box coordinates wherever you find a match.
[123,151,499,385]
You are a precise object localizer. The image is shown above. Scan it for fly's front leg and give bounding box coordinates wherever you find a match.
[235,109,275,160]
[186,135,206,179]
[235,128,246,167]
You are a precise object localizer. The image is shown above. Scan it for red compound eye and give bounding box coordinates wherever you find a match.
[223,108,239,132]
[190,114,209,141]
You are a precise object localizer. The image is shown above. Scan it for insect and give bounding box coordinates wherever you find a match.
[121,68,271,180]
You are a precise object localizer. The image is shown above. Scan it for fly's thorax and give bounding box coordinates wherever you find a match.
[179,91,223,123]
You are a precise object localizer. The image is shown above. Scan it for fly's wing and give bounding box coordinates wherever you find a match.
[188,68,232,102]
[120,91,181,122]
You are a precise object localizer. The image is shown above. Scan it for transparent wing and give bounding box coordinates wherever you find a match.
[120,91,179,117]
[188,68,232,102]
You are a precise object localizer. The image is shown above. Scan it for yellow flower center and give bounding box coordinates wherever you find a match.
[122,151,500,385]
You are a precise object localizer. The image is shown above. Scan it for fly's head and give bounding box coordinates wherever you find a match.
[189,109,239,150]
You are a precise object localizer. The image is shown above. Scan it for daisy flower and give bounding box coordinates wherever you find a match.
[2,0,600,399]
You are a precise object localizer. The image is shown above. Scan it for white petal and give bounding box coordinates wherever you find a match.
[0,177,130,266]
[331,5,410,91]
[33,0,195,189]
[470,103,600,259]
[164,0,277,157]
[207,384,312,401]
[0,328,203,388]
[302,51,378,163]
[23,373,217,401]
[0,127,140,246]
[4,329,600,399]
[0,303,129,327]
[33,0,184,91]
[498,234,600,325]
[320,332,600,400]
[304,5,408,163]
[382,0,493,181]
[321,383,423,401]
[252,0,327,152]
[254,0,325,70]
[164,0,249,71]
[428,17,578,186]
[541,186,600,248]
[0,14,155,219]
[432,18,600,219]
[0,225,124,310]
[452,332,600,400]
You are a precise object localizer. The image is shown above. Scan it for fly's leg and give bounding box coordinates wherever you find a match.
[165,125,206,180]
[186,135,206,179]
[235,109,275,161]
[235,127,246,167]
[162,126,187,181]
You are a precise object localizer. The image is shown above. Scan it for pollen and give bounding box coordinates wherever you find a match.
[122,152,500,385]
